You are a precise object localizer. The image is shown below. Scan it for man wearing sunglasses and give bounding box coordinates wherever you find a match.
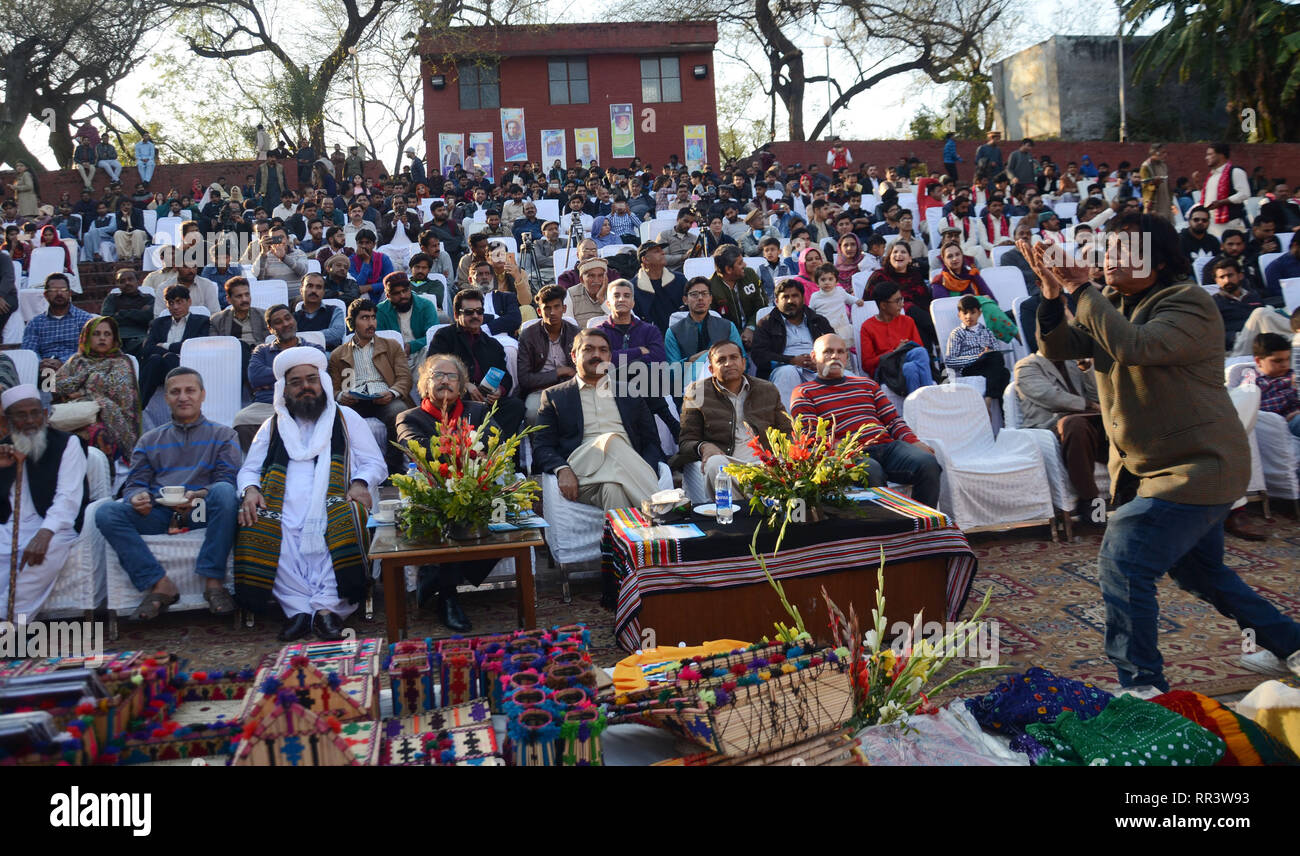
[427,289,526,438]
[1178,205,1220,262]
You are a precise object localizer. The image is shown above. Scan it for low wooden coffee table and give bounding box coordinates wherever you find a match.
[367,527,544,642]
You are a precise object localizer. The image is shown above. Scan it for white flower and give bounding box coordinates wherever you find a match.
[907,677,924,695]
[864,630,879,651]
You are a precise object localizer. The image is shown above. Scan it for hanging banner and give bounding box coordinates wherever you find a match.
[574,127,600,166]
[540,129,567,169]
[609,103,635,159]
[683,125,707,171]
[466,132,494,178]
[500,108,528,162]
[438,133,463,177]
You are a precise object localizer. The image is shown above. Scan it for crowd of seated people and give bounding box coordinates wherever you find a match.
[3,134,1299,638]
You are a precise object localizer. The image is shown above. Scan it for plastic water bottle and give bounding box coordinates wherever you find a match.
[714,467,734,525]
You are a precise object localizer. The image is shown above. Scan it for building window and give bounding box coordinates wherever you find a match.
[641,56,681,103]
[458,61,500,110]
[548,58,589,105]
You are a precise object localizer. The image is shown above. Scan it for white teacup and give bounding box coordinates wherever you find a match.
[374,499,402,522]
[160,485,187,502]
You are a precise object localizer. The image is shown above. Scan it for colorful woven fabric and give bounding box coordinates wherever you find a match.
[1151,690,1299,766]
[605,496,978,652]
[1026,694,1225,767]
[965,667,1113,761]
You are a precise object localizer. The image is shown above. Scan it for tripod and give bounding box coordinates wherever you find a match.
[561,211,586,272]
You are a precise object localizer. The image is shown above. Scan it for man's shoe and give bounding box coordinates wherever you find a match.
[1239,650,1290,677]
[1225,509,1268,541]
[312,611,346,641]
[437,593,472,633]
[278,613,313,642]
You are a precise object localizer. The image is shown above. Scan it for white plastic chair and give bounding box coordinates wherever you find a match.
[141,209,157,237]
[375,329,405,347]
[598,244,637,258]
[305,259,322,275]
[104,526,235,639]
[902,383,1055,531]
[1001,382,1079,516]
[1282,278,1300,315]
[142,244,166,272]
[1277,232,1293,253]
[981,267,1029,312]
[682,258,715,281]
[851,270,872,300]
[25,247,80,293]
[930,296,963,359]
[152,216,185,245]
[559,213,593,238]
[2,312,23,346]
[7,349,39,386]
[249,279,289,310]
[925,208,944,248]
[18,291,48,323]
[540,462,674,601]
[534,199,560,223]
[38,451,113,620]
[552,248,580,279]
[1226,364,1300,507]
[1053,201,1078,222]
[1226,384,1268,509]
[179,337,243,426]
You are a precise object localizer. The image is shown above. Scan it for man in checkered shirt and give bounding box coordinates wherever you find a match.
[21,273,94,376]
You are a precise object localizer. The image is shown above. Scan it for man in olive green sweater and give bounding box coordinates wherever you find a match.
[1023,215,1300,692]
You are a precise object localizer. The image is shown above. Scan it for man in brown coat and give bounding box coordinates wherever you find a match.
[674,340,791,499]
[327,298,413,470]
[1023,214,1300,691]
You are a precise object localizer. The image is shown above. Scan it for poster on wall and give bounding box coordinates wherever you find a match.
[540,129,567,169]
[500,108,528,162]
[609,104,635,159]
[683,125,707,171]
[467,132,494,178]
[574,127,600,166]
[438,133,463,177]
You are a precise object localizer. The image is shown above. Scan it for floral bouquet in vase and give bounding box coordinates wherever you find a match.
[390,402,541,543]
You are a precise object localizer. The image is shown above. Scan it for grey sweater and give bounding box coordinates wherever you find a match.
[122,418,242,502]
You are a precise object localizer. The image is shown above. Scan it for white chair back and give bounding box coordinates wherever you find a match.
[141,209,158,237]
[682,258,715,281]
[598,244,637,258]
[305,259,322,275]
[981,267,1029,311]
[925,208,944,248]
[7,349,39,387]
[1277,232,1293,253]
[1225,360,1256,389]
[1281,278,1300,314]
[849,301,878,359]
[1053,201,1078,221]
[1,311,23,346]
[142,244,166,272]
[851,270,872,300]
[930,296,963,355]
[1257,252,1284,281]
[534,199,560,223]
[179,337,243,425]
[424,324,449,347]
[153,216,185,245]
[249,279,289,310]
[375,330,405,346]
[18,290,48,323]
[991,245,1016,266]
[25,248,68,292]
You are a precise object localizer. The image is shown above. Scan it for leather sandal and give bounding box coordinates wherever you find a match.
[203,587,236,616]
[131,590,180,621]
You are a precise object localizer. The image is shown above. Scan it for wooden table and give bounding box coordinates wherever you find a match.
[367,526,544,642]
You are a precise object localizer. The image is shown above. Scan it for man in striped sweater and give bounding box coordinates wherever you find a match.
[790,333,942,508]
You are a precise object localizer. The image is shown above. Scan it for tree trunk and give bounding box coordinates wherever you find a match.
[755,0,806,142]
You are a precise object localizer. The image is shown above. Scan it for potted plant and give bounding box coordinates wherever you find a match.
[390,403,541,543]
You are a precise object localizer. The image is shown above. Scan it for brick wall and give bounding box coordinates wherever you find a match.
[759,141,1300,190]
[0,158,387,207]
[421,22,720,175]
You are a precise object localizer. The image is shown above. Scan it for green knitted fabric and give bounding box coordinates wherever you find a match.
[1026,695,1225,767]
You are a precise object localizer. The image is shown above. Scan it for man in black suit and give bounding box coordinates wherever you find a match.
[139,284,211,403]
[428,289,526,438]
[532,328,664,511]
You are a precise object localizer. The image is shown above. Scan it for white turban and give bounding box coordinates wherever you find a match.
[1,384,41,411]
[271,346,336,558]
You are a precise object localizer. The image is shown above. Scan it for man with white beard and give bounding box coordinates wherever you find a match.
[234,348,386,642]
[0,385,88,621]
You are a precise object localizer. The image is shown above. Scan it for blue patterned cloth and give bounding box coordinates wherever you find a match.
[965,667,1114,761]
[22,306,95,361]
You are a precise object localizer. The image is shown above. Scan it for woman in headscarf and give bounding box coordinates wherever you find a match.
[792,245,825,302]
[11,162,39,217]
[867,241,938,354]
[834,232,865,293]
[36,225,75,273]
[589,215,622,249]
[52,316,141,467]
[930,243,1019,343]
[312,162,337,197]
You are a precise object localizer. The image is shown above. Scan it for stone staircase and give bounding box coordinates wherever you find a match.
[74,260,141,315]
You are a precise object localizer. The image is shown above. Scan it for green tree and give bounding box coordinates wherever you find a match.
[1122,0,1300,141]
[716,82,769,161]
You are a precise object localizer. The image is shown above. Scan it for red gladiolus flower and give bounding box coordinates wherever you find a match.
[439,463,450,479]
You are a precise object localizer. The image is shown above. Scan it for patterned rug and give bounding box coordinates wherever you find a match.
[110,507,1300,701]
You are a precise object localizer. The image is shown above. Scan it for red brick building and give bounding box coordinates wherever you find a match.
[418,21,719,177]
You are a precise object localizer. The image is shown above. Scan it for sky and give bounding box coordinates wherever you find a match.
[17,0,1145,170]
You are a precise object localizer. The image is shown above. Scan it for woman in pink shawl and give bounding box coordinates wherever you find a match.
[793,246,825,301]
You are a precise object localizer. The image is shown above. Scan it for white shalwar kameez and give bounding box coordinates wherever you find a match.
[237,406,386,618]
[0,439,87,620]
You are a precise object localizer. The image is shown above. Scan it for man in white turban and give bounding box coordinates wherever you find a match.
[0,384,88,622]
[234,347,386,642]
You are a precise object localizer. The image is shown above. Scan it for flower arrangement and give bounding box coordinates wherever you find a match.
[728,415,875,644]
[389,402,541,543]
[823,554,999,729]
[725,415,874,528]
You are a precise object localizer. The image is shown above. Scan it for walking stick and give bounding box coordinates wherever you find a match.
[8,457,22,624]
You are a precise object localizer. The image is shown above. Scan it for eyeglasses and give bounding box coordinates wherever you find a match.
[686,291,711,298]
[458,308,484,316]
[430,371,458,380]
